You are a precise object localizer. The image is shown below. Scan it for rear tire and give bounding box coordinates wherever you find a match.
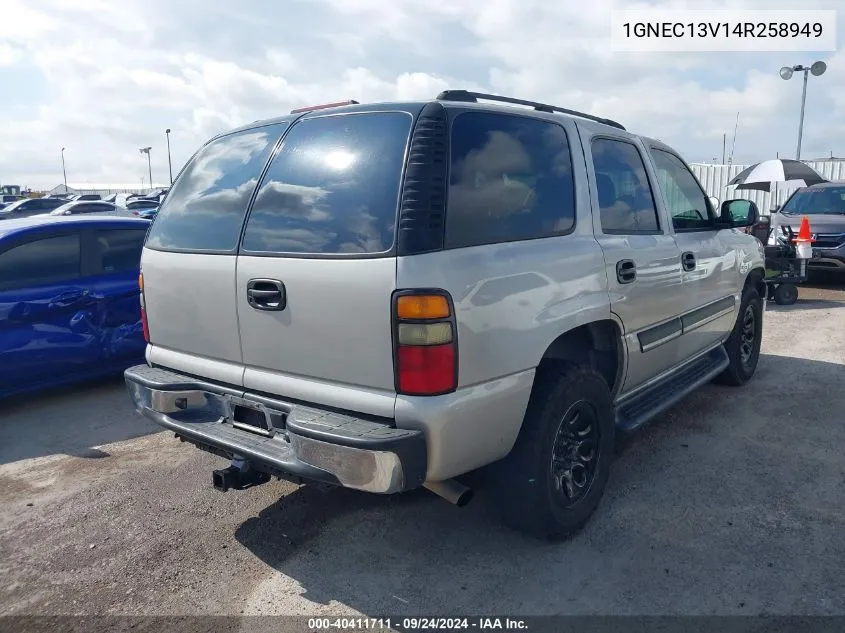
[495,363,615,540]
[715,285,763,386]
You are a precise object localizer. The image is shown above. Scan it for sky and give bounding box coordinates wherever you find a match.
[0,0,843,191]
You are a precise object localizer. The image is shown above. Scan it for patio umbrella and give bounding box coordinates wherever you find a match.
[728,159,828,192]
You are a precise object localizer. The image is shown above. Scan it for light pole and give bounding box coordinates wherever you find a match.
[780,61,827,160]
[139,146,152,190]
[165,129,173,185]
[61,147,68,193]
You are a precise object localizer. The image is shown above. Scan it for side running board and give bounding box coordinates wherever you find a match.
[615,346,729,433]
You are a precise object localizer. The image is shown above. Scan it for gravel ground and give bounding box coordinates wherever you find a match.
[1,283,844,618]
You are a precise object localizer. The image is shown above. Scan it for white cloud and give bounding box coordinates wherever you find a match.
[0,0,844,190]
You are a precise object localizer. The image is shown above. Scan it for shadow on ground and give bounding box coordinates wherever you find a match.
[0,375,158,465]
[232,354,845,616]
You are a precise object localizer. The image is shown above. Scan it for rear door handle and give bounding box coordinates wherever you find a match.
[246,279,286,311]
[616,259,637,284]
[682,251,697,271]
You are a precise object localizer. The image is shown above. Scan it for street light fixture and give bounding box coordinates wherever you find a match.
[165,129,173,185]
[139,146,153,191]
[61,147,68,193]
[779,61,827,160]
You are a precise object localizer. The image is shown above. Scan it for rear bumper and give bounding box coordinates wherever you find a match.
[124,364,427,494]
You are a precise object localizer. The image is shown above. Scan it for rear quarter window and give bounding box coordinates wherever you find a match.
[445,111,576,249]
[96,228,148,273]
[145,123,288,252]
[241,111,413,255]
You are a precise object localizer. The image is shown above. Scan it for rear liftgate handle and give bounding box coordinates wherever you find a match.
[616,259,637,284]
[246,279,286,311]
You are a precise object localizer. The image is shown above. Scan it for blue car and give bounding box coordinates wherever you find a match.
[0,215,151,398]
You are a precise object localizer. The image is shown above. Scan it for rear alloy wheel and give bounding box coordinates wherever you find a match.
[715,285,763,386]
[550,401,600,505]
[495,363,615,540]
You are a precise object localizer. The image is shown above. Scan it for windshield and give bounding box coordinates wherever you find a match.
[781,187,845,215]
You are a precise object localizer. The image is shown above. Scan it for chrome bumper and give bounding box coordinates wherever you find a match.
[124,365,427,494]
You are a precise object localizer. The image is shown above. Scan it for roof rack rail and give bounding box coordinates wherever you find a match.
[435,90,625,131]
[290,100,360,114]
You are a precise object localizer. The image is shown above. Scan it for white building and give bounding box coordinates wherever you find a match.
[47,183,169,196]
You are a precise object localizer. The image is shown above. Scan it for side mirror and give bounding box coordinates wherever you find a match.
[720,199,759,228]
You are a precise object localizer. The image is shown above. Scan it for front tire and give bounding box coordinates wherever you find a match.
[715,285,763,386]
[495,363,615,540]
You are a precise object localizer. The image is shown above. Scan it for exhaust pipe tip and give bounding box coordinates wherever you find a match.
[424,479,473,507]
[454,487,473,508]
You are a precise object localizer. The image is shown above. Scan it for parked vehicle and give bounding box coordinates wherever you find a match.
[0,215,151,399]
[0,197,66,220]
[775,182,845,274]
[126,198,160,214]
[45,200,132,217]
[134,207,158,220]
[70,193,103,201]
[124,91,765,539]
[1,194,26,205]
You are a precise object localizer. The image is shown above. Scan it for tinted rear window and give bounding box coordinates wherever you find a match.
[96,229,148,273]
[445,111,576,249]
[241,112,412,255]
[145,124,287,252]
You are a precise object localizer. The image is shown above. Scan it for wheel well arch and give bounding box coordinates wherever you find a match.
[744,266,767,299]
[539,320,624,396]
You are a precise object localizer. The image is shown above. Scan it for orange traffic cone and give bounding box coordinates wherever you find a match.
[794,215,814,260]
[796,216,814,243]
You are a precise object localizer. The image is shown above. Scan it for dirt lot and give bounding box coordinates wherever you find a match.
[1,283,844,618]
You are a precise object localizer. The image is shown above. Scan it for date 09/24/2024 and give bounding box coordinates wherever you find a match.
[308,617,528,631]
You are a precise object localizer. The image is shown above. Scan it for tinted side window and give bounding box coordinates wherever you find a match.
[650,149,714,230]
[0,234,82,290]
[39,199,64,210]
[241,112,412,254]
[145,124,287,252]
[591,138,660,233]
[96,229,147,273]
[446,112,575,249]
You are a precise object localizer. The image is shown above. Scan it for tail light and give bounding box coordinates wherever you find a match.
[139,272,149,343]
[392,291,457,396]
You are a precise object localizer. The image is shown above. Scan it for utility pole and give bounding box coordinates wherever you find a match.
[780,61,828,160]
[165,129,173,185]
[139,147,152,190]
[61,147,68,192]
[722,133,726,164]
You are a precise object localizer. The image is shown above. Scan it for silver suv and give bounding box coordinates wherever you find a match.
[124,90,766,539]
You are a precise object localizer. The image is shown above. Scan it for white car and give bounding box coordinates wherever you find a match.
[42,200,135,217]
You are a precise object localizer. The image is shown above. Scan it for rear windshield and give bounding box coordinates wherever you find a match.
[145,123,288,252]
[781,187,845,215]
[240,111,412,255]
